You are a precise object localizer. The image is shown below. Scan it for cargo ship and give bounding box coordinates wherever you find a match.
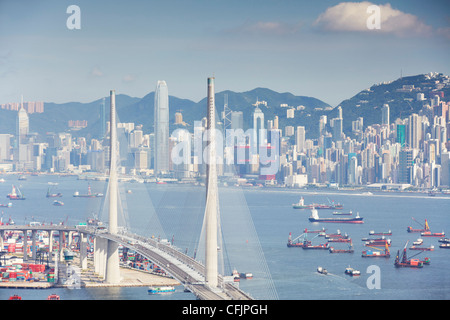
[287,232,304,247]
[364,238,391,247]
[46,188,62,198]
[325,230,348,239]
[7,185,25,200]
[421,230,445,237]
[73,184,104,198]
[333,211,353,216]
[369,230,392,236]
[394,242,424,268]
[362,243,390,258]
[293,197,343,210]
[303,227,327,234]
[409,245,434,251]
[407,217,429,233]
[329,243,354,253]
[292,197,314,209]
[309,209,363,224]
[301,240,329,249]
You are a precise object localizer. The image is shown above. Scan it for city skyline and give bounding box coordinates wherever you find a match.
[0,1,449,107]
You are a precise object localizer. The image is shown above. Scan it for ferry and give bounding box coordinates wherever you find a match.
[148,286,175,294]
[7,185,25,200]
[309,209,363,224]
[345,267,360,276]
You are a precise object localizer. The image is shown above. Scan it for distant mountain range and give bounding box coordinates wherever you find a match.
[0,73,448,141]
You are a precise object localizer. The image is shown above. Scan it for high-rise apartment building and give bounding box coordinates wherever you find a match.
[154,80,169,174]
[382,104,390,126]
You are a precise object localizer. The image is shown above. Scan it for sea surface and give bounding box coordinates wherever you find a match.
[0,174,449,300]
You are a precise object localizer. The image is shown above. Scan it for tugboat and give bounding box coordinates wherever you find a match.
[8,295,22,300]
[47,294,60,300]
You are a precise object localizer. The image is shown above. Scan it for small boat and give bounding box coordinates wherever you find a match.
[438,238,450,244]
[317,266,327,275]
[47,294,60,300]
[439,243,450,249]
[148,286,175,294]
[8,295,22,300]
[413,239,423,245]
[239,272,253,279]
[345,266,360,276]
[53,200,64,206]
[7,185,25,200]
[0,202,12,208]
[232,269,240,282]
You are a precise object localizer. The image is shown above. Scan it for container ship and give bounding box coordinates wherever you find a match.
[309,209,363,224]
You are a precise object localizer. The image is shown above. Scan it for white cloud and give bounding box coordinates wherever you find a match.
[314,1,432,37]
[90,67,103,77]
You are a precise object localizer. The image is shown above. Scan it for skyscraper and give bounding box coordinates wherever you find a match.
[296,126,305,153]
[154,80,169,175]
[253,106,265,153]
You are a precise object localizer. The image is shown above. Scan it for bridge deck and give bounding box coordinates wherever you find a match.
[0,225,252,300]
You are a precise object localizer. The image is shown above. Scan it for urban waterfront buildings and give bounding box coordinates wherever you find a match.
[0,75,449,191]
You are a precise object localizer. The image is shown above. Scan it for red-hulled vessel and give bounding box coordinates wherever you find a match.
[394,242,424,268]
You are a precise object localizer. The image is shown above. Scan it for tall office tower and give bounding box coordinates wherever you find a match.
[399,148,414,184]
[253,106,265,153]
[205,77,219,288]
[296,126,305,153]
[154,80,169,175]
[382,104,390,126]
[319,115,327,136]
[274,116,279,130]
[231,111,244,130]
[408,113,421,149]
[0,134,11,161]
[16,98,29,145]
[397,124,406,147]
[338,106,343,119]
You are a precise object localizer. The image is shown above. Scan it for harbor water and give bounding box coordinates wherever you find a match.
[0,175,449,300]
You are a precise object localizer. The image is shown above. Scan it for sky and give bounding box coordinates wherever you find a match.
[0,0,449,107]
